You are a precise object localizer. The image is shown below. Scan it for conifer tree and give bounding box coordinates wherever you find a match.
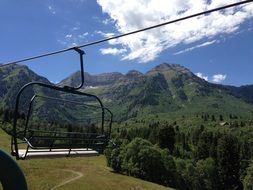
[158,124,175,153]
[196,131,212,160]
[243,160,253,190]
[217,134,242,190]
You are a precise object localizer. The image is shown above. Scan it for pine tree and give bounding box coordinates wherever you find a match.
[243,160,253,190]
[195,131,212,160]
[219,115,223,121]
[191,126,204,145]
[157,124,175,153]
[217,134,242,190]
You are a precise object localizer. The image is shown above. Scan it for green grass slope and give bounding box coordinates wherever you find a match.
[0,128,173,190]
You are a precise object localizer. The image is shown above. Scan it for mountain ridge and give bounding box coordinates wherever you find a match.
[1,63,253,123]
[57,62,253,121]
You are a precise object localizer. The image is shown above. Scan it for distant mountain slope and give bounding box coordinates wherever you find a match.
[224,85,253,103]
[0,64,53,109]
[60,63,253,121]
[59,71,124,88]
[0,64,72,122]
[1,63,253,123]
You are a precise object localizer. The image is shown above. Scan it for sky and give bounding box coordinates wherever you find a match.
[0,0,253,86]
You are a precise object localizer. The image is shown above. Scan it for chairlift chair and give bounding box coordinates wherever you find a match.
[11,47,113,160]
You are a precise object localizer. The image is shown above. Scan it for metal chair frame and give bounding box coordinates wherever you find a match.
[11,47,113,160]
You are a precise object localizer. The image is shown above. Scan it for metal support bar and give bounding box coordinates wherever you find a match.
[64,47,85,90]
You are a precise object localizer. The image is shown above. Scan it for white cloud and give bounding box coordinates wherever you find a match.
[59,31,89,47]
[196,72,208,81]
[100,48,127,55]
[78,32,89,39]
[174,40,217,55]
[97,0,253,62]
[65,34,72,38]
[102,18,113,25]
[72,27,80,31]
[212,74,226,83]
[96,31,115,38]
[48,5,56,14]
[71,42,78,46]
[57,20,89,47]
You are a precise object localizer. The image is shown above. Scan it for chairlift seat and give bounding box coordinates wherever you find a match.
[18,129,108,158]
[17,148,99,159]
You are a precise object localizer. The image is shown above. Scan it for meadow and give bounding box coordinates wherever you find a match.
[0,128,173,190]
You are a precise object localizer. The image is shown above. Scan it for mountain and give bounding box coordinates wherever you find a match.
[224,85,253,103]
[1,63,253,124]
[59,71,124,88]
[59,63,253,122]
[0,64,52,109]
[125,70,143,78]
[0,64,77,123]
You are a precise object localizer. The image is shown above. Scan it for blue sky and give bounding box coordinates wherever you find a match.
[0,0,253,86]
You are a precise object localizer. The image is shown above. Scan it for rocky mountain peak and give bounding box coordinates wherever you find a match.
[150,63,190,73]
[146,63,193,79]
[126,70,143,78]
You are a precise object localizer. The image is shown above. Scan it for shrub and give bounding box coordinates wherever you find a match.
[122,138,165,183]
